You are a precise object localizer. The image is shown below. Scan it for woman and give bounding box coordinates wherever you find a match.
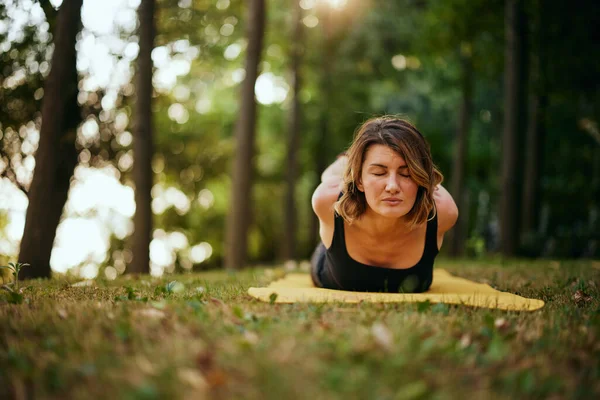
[310,117,458,293]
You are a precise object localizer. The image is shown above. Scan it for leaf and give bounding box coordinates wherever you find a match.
[242,330,259,345]
[394,380,428,400]
[177,368,208,391]
[134,308,166,319]
[1,284,14,292]
[417,300,431,313]
[232,305,244,319]
[486,335,508,362]
[7,292,23,304]
[431,303,449,315]
[194,286,206,294]
[573,290,593,306]
[484,313,495,328]
[494,318,510,332]
[71,280,95,287]
[269,292,278,304]
[166,281,185,294]
[459,333,472,349]
[126,286,137,300]
[150,300,166,310]
[371,322,393,352]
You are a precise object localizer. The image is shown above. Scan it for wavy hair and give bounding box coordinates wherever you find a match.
[334,116,443,229]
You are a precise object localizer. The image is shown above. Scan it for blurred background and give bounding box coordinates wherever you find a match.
[0,0,598,280]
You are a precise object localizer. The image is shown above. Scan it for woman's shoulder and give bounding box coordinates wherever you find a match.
[433,185,459,234]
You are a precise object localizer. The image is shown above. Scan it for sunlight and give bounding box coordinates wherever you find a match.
[255,73,289,105]
[190,242,213,264]
[322,0,347,9]
[391,54,407,71]
[197,189,215,209]
[300,0,316,10]
[50,218,110,273]
[302,15,319,28]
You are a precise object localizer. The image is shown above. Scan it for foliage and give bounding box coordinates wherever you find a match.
[0,262,29,290]
[0,0,599,277]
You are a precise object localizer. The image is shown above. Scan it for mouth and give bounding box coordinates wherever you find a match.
[382,198,402,205]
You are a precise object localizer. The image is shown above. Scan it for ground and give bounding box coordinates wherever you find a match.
[1,258,599,399]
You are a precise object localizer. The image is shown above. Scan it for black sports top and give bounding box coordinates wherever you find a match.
[317,209,439,293]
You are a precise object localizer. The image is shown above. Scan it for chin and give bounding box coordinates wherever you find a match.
[373,205,410,218]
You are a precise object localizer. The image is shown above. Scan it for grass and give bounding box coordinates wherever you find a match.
[1,259,599,400]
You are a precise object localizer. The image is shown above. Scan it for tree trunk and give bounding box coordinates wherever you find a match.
[521,0,547,242]
[130,0,156,275]
[449,48,474,257]
[224,0,266,270]
[282,0,303,262]
[308,7,333,252]
[500,0,527,257]
[18,0,83,279]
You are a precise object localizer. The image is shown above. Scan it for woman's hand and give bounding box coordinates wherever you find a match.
[320,154,348,186]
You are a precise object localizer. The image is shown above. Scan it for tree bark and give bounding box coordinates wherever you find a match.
[521,0,547,241]
[500,0,527,257]
[224,0,266,270]
[130,0,156,274]
[282,0,304,262]
[308,7,333,252]
[449,49,474,257]
[18,0,83,279]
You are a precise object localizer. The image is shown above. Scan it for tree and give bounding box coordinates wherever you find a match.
[130,0,156,274]
[282,0,304,262]
[500,0,528,256]
[18,0,83,279]
[449,45,474,257]
[520,0,547,245]
[224,0,266,270]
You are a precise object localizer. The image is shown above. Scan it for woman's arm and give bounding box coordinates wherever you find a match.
[434,184,459,234]
[311,155,348,237]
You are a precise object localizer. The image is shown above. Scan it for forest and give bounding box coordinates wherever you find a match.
[0,0,599,279]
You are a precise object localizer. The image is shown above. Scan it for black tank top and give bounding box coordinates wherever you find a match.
[321,209,439,293]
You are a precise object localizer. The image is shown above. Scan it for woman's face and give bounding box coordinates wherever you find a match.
[357,144,419,219]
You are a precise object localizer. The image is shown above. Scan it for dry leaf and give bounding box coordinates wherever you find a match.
[371,322,393,352]
[494,318,510,331]
[56,308,68,319]
[209,297,242,324]
[196,350,215,374]
[459,333,472,349]
[204,370,228,387]
[195,350,227,388]
[273,338,297,363]
[71,280,95,287]
[242,330,259,345]
[135,355,156,375]
[573,290,593,305]
[178,368,208,391]
[135,308,166,319]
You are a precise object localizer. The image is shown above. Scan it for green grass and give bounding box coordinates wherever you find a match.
[1,259,599,400]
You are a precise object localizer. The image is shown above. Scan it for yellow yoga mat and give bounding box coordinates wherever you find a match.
[248,269,545,311]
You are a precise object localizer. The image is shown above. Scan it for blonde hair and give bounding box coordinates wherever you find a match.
[334,116,443,229]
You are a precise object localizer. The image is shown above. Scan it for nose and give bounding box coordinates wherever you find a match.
[385,175,400,193]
